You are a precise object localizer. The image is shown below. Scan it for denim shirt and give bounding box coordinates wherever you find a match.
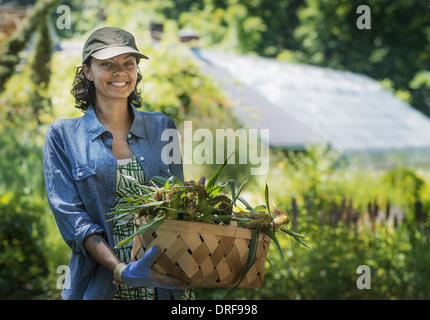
[44,104,183,300]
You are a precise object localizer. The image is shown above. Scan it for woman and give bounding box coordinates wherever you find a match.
[44,27,188,300]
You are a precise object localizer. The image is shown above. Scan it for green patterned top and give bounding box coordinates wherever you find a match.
[112,157,194,300]
[112,156,157,300]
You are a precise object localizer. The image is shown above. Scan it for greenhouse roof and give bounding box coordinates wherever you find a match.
[194,49,430,166]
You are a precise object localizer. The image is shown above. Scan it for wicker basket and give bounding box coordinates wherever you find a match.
[130,216,271,288]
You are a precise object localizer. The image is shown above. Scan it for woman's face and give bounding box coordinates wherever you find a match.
[83,53,138,104]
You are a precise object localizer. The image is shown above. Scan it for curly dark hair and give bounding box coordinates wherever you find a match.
[70,58,143,112]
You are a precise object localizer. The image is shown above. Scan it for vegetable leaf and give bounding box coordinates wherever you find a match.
[237,196,257,214]
[264,228,285,262]
[206,153,234,194]
[265,183,271,215]
[281,228,313,250]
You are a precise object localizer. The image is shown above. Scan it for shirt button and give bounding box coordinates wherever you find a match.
[128,134,132,139]
[77,172,83,177]
[139,156,144,161]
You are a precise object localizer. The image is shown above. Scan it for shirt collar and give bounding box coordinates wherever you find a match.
[84,105,108,141]
[128,104,147,139]
[84,104,147,141]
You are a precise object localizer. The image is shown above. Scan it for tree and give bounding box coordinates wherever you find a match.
[29,14,53,121]
[0,0,58,93]
[294,0,430,115]
[174,0,305,55]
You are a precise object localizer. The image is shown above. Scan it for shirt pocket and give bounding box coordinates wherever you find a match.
[72,165,98,206]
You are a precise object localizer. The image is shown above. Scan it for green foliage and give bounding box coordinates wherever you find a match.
[0,193,49,299]
[0,64,47,197]
[409,70,430,116]
[293,0,430,115]
[174,0,304,55]
[0,2,61,297]
[30,14,54,121]
[30,16,53,88]
[0,0,58,93]
[252,224,414,300]
[195,148,430,300]
[177,0,266,53]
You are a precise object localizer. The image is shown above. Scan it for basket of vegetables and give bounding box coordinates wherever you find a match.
[131,218,271,288]
[109,159,311,295]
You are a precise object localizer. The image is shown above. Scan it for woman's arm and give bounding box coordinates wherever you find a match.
[83,233,121,273]
[84,234,128,283]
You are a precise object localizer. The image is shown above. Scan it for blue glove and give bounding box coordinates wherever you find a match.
[119,246,187,290]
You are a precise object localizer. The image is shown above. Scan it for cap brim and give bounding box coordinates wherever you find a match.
[91,46,149,60]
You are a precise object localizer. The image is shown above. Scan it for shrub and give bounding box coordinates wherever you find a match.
[0,193,50,299]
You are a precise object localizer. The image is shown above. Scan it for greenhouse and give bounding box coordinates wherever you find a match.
[194,49,430,167]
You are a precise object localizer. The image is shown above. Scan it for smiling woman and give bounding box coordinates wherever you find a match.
[44,27,188,300]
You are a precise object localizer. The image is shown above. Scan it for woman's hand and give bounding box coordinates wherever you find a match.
[116,246,188,290]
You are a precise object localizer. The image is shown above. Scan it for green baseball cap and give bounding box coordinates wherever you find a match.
[82,27,148,64]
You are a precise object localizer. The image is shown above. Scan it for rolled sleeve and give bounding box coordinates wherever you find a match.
[74,221,105,255]
[75,221,105,278]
